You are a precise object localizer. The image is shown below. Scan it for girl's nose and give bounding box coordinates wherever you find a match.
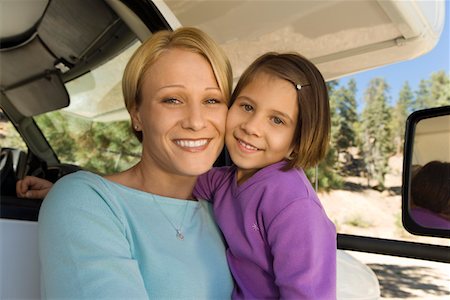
[240,115,261,137]
[181,104,207,131]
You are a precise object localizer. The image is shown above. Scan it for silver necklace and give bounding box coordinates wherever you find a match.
[152,196,189,241]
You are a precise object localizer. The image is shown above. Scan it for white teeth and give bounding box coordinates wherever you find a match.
[238,139,258,150]
[175,139,208,148]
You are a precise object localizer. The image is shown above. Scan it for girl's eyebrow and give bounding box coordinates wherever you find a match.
[236,95,255,102]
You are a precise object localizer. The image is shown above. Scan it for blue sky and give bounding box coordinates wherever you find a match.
[341,3,449,109]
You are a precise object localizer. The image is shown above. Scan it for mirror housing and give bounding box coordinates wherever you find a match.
[402,106,450,238]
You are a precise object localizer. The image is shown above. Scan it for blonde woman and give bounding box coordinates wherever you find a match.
[37,27,234,299]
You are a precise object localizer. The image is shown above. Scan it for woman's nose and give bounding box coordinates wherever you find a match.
[181,104,207,131]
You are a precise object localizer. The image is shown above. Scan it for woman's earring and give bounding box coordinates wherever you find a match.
[134,125,139,130]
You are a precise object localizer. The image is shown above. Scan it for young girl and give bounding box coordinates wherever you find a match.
[194,52,336,299]
[17,52,336,299]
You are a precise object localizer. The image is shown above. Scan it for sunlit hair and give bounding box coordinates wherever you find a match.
[122,27,232,142]
[230,52,330,170]
[411,161,450,215]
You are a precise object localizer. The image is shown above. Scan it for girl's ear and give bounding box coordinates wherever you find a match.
[285,146,296,161]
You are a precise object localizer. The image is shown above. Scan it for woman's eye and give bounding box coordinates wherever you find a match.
[162,98,181,104]
[272,116,284,125]
[205,98,220,104]
[242,104,253,112]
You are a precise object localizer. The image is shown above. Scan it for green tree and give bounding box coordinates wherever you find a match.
[360,78,393,190]
[333,79,358,157]
[413,79,432,110]
[35,112,141,175]
[306,80,342,191]
[413,70,450,110]
[391,81,413,153]
[429,71,450,107]
[35,111,79,163]
[76,120,141,175]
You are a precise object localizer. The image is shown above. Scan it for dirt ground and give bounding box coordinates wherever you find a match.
[318,155,450,299]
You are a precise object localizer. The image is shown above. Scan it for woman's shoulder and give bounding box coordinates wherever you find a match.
[55,170,102,186]
[42,171,120,216]
[52,171,120,195]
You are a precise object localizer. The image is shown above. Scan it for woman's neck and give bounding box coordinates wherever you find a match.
[105,160,197,200]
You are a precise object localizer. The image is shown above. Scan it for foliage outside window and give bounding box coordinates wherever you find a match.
[306,70,450,192]
[0,109,27,151]
[35,112,141,175]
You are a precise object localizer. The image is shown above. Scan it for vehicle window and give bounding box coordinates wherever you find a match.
[315,73,450,247]
[0,108,27,151]
[35,42,142,175]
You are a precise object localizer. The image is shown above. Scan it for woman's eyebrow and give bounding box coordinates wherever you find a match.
[205,87,221,91]
[156,84,185,92]
[157,85,220,92]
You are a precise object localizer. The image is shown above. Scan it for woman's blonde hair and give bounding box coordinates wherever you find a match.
[122,27,232,142]
[231,52,330,170]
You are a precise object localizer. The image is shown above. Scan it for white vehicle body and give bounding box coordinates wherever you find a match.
[0,0,447,299]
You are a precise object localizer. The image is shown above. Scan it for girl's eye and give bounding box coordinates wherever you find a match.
[162,98,181,104]
[272,116,284,125]
[242,104,253,112]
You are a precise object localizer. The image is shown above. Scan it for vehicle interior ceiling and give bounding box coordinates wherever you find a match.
[0,0,137,219]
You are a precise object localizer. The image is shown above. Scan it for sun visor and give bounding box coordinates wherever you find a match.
[38,0,117,65]
[3,72,69,117]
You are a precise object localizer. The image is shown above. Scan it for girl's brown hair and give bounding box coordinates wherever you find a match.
[122,27,232,142]
[231,52,330,169]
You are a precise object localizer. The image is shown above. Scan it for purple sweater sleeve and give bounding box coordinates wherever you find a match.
[267,198,337,299]
[193,167,229,202]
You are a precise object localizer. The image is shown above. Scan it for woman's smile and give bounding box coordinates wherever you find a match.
[173,138,211,152]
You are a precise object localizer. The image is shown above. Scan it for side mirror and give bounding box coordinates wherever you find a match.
[402,106,450,238]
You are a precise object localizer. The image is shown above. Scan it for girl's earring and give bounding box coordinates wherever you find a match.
[134,125,140,130]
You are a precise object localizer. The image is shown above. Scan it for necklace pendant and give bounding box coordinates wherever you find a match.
[176,230,184,240]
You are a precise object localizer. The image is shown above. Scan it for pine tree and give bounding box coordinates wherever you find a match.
[305,80,342,191]
[413,79,432,110]
[335,79,358,157]
[391,81,413,154]
[360,78,393,190]
[429,70,450,107]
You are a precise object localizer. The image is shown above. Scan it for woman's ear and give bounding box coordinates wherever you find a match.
[130,106,142,131]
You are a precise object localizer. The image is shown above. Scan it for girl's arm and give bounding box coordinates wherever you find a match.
[39,174,148,298]
[267,199,337,299]
[16,176,53,199]
[193,167,228,202]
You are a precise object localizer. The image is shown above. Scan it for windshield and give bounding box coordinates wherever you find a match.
[35,42,142,175]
